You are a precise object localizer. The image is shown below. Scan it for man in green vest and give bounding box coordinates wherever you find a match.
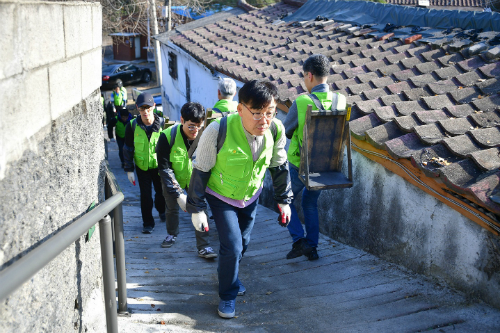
[115,107,132,168]
[283,54,347,261]
[123,93,166,234]
[212,77,238,116]
[156,102,216,259]
[186,80,293,319]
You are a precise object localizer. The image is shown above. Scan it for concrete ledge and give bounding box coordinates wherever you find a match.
[64,5,93,58]
[92,6,102,49]
[0,3,22,80]
[49,57,82,120]
[82,48,102,99]
[0,68,51,177]
[19,3,65,71]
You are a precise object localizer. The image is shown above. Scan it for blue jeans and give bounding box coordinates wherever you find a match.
[206,193,259,301]
[287,166,322,248]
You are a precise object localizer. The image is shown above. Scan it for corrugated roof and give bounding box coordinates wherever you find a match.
[155,0,500,232]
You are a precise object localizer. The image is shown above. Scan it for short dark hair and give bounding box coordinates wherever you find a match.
[238,80,278,110]
[181,102,205,123]
[303,54,330,78]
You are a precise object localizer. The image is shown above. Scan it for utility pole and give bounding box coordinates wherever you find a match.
[150,0,162,87]
[168,0,172,31]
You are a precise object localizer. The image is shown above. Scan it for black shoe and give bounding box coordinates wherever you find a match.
[307,248,319,261]
[142,226,154,234]
[286,238,313,259]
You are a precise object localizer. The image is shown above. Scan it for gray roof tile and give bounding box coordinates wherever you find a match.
[394,115,422,133]
[365,121,406,149]
[438,118,475,136]
[414,123,448,144]
[469,127,500,148]
[443,134,482,158]
[469,148,500,171]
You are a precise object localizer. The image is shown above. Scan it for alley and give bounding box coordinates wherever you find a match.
[106,140,500,333]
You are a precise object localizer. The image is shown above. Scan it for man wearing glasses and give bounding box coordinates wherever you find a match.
[156,102,217,259]
[283,54,347,261]
[123,93,166,234]
[186,80,293,319]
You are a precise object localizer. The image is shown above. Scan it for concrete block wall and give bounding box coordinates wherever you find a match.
[0,1,107,332]
[0,1,102,179]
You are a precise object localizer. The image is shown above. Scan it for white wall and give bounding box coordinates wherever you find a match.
[160,42,243,121]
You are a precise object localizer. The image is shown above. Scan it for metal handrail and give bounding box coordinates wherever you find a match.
[0,164,127,333]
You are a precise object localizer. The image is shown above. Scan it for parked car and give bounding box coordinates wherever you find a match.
[101,64,152,90]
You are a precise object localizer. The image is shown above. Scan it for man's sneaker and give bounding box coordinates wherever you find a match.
[237,280,246,296]
[286,238,313,259]
[142,226,154,234]
[161,234,176,248]
[159,212,166,223]
[217,299,235,319]
[198,247,218,259]
[307,247,319,261]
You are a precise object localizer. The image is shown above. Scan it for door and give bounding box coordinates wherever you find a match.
[134,37,141,59]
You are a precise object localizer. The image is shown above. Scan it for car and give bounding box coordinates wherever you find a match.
[101,64,152,90]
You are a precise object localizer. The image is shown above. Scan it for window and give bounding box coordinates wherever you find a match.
[168,52,177,79]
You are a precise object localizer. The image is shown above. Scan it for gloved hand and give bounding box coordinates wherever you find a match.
[192,211,209,232]
[177,193,187,212]
[277,203,291,227]
[127,172,136,186]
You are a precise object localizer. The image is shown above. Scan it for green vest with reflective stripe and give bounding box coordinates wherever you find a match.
[132,119,160,171]
[213,99,238,114]
[113,91,125,106]
[288,92,346,168]
[163,124,192,189]
[207,114,276,201]
[115,118,127,139]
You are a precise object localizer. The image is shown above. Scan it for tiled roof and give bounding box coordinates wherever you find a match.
[160,1,500,230]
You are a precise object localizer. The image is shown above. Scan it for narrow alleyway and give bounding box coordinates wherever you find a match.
[106,140,500,333]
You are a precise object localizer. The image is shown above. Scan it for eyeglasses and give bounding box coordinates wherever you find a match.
[138,105,153,112]
[187,124,203,131]
[241,104,276,121]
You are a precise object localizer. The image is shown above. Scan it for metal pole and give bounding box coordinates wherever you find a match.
[99,215,119,333]
[0,193,124,302]
[113,202,129,316]
[150,0,162,87]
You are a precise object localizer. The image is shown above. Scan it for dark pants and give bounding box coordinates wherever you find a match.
[206,192,259,301]
[116,137,125,165]
[107,120,115,140]
[136,167,166,228]
[161,184,210,251]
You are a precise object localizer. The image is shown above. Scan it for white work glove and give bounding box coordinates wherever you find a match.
[191,211,209,232]
[127,172,136,186]
[277,203,291,227]
[177,193,187,212]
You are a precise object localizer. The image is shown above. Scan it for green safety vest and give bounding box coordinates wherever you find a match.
[288,92,346,168]
[213,99,238,115]
[113,91,125,107]
[207,114,278,201]
[115,117,127,139]
[101,96,104,108]
[132,119,161,171]
[120,87,127,102]
[164,124,192,189]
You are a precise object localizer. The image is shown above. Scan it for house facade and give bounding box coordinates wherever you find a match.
[154,0,500,308]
